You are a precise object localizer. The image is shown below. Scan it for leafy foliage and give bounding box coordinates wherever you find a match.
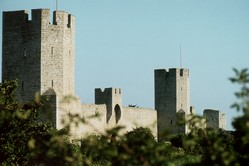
[0,80,82,165]
[230,68,249,164]
[1,68,249,165]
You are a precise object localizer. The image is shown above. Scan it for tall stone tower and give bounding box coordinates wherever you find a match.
[2,9,75,101]
[155,68,190,139]
[2,9,75,128]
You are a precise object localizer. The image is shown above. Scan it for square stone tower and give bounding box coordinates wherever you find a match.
[95,88,122,127]
[2,9,75,128]
[203,109,226,130]
[2,9,75,101]
[155,68,190,139]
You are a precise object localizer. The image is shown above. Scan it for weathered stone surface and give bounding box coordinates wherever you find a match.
[203,109,226,130]
[2,8,226,140]
[155,68,190,138]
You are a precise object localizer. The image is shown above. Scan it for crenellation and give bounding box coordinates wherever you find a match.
[3,10,29,28]
[2,8,226,140]
[95,88,122,126]
[53,10,75,28]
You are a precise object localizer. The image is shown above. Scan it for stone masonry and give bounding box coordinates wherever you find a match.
[155,68,192,139]
[203,109,226,130]
[2,9,226,140]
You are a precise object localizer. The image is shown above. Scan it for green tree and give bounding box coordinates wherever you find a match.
[0,80,82,165]
[230,68,249,164]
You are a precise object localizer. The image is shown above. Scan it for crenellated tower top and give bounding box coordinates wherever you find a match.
[2,9,75,102]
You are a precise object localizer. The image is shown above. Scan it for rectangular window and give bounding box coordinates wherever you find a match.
[52,80,54,87]
[24,49,26,57]
[22,81,24,90]
[51,47,54,55]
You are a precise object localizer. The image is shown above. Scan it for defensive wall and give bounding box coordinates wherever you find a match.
[69,88,157,139]
[1,8,226,141]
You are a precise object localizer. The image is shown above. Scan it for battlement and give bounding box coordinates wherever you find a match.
[3,9,74,28]
[3,10,29,27]
[154,68,189,78]
[95,88,122,104]
[2,8,75,102]
[95,88,122,124]
[53,10,74,27]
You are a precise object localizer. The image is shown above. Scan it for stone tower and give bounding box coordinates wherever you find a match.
[203,109,226,130]
[155,68,190,138]
[95,88,122,127]
[2,9,75,128]
[2,9,75,102]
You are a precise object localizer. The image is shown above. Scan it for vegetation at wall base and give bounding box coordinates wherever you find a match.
[0,68,249,165]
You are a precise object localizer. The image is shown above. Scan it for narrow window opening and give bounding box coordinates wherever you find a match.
[171,119,173,125]
[67,14,71,28]
[22,82,24,90]
[119,89,121,94]
[51,47,54,55]
[52,80,54,87]
[24,48,26,57]
[180,69,184,76]
[69,50,70,56]
[114,104,121,124]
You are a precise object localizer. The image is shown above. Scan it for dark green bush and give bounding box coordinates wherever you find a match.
[1,68,249,166]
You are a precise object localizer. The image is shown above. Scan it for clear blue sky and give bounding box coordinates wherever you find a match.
[1,0,249,130]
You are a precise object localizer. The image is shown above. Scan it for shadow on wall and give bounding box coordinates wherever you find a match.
[115,104,121,124]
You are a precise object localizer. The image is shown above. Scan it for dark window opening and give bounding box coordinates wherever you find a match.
[22,82,24,90]
[180,69,184,76]
[51,47,54,55]
[171,119,173,125]
[114,104,121,124]
[24,48,26,57]
[67,14,71,28]
[52,80,54,87]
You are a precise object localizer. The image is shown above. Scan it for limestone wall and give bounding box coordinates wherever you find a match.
[155,68,190,138]
[40,9,75,99]
[95,88,122,127]
[121,107,157,137]
[2,10,41,101]
[2,8,229,142]
[69,104,107,139]
[67,103,157,139]
[219,112,226,129]
[203,109,226,130]
[2,9,75,103]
